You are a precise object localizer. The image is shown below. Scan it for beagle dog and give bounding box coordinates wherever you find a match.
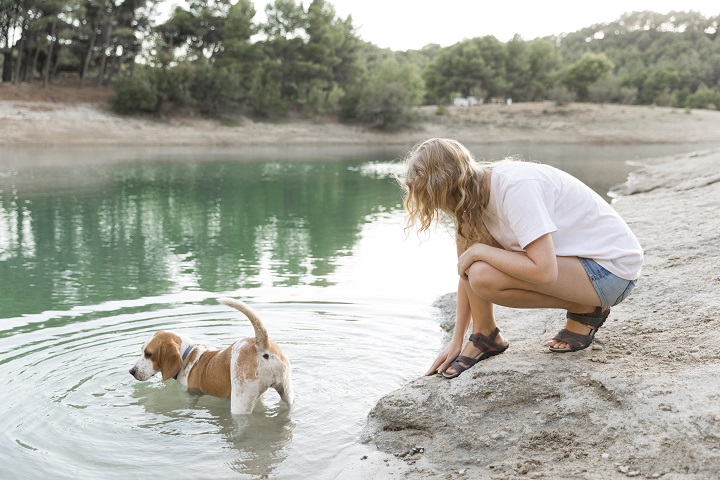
[129,297,294,415]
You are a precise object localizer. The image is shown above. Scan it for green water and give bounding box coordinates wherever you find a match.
[0,153,405,319]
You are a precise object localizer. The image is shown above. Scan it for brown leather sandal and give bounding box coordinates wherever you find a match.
[442,328,509,379]
[549,307,610,353]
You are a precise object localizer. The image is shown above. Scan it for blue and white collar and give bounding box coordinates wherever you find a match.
[181,344,196,361]
[174,343,196,380]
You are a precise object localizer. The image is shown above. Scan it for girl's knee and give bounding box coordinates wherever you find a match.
[466,261,502,296]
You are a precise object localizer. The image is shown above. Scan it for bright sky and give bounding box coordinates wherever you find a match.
[247,0,720,51]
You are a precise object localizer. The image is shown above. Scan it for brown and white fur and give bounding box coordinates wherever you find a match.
[129,297,294,415]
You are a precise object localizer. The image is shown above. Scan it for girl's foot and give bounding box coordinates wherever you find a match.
[546,318,595,350]
[547,307,610,352]
[443,329,509,378]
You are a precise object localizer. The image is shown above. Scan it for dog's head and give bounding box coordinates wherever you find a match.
[129,331,183,381]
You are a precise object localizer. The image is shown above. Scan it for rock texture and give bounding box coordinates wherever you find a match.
[355,149,720,479]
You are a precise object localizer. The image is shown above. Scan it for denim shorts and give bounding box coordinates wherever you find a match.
[579,258,637,307]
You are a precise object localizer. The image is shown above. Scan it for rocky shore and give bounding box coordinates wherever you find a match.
[341,148,720,479]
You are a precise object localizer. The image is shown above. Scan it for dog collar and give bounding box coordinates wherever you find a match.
[174,344,196,380]
[181,344,196,361]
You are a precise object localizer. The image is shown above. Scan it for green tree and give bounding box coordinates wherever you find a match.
[155,0,230,62]
[639,64,682,104]
[215,0,260,103]
[560,52,613,101]
[260,0,306,104]
[300,0,360,114]
[155,6,198,64]
[218,0,257,64]
[424,40,488,103]
[684,83,720,109]
[355,57,423,129]
[525,39,561,100]
[505,36,559,101]
[424,37,507,104]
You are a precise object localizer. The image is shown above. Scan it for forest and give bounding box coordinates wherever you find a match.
[2,0,720,129]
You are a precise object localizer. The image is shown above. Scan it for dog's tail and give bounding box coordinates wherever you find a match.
[217,297,269,350]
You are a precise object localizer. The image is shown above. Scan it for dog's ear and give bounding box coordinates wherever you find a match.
[159,341,182,380]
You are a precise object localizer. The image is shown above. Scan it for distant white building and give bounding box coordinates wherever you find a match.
[453,96,482,107]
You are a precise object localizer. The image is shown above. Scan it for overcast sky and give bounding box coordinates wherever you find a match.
[160,1,719,51]
[248,0,719,51]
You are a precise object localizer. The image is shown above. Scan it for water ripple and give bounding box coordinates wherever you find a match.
[0,297,441,479]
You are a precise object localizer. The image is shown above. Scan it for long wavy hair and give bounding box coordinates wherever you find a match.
[398,138,493,245]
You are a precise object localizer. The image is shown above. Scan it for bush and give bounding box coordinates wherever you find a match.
[110,66,194,115]
[653,89,675,107]
[548,85,575,106]
[588,77,638,104]
[190,63,243,115]
[353,58,424,130]
[684,84,720,110]
[355,81,418,130]
[110,63,246,116]
[154,64,194,111]
[304,83,345,116]
[110,71,159,114]
[247,62,288,118]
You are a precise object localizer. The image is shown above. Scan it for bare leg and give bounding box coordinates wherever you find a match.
[444,281,508,376]
[464,256,602,350]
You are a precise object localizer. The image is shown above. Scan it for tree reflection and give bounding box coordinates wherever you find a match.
[0,158,403,319]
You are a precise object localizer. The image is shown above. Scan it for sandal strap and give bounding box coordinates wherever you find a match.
[469,328,505,353]
[449,356,479,375]
[552,328,592,349]
[455,355,481,367]
[567,307,610,328]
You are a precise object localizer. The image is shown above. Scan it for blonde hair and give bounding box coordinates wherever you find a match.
[398,138,493,245]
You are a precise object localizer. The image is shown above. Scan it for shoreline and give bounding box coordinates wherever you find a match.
[3,86,720,148]
[341,147,720,479]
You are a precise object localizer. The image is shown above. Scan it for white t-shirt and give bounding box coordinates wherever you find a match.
[482,161,643,280]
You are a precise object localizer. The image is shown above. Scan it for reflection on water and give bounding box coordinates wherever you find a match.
[0,155,403,319]
[0,143,713,480]
[132,381,295,478]
[1,142,711,320]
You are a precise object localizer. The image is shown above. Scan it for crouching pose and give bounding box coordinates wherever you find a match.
[399,138,643,378]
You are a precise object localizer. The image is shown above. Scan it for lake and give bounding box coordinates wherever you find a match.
[0,143,712,479]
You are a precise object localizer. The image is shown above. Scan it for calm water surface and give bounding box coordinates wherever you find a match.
[0,143,712,479]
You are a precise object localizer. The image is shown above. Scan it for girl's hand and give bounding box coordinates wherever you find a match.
[457,243,487,279]
[425,340,462,376]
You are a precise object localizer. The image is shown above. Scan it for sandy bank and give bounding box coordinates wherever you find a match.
[3,82,720,147]
[339,148,720,479]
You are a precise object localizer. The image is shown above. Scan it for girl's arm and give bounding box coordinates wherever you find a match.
[425,232,490,376]
[424,278,471,376]
[457,233,558,286]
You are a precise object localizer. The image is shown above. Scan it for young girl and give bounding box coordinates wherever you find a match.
[399,138,643,379]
